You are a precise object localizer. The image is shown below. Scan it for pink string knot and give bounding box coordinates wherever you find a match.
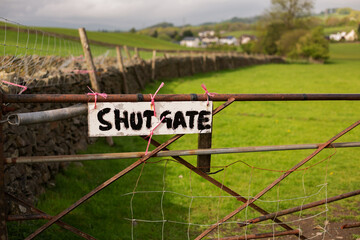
[201,84,216,106]
[2,80,27,94]
[145,116,165,155]
[87,86,107,109]
[150,82,164,117]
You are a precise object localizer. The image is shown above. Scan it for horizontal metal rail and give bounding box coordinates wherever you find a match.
[7,104,87,126]
[238,189,360,227]
[341,222,360,229]
[4,93,360,103]
[5,142,360,164]
[212,229,300,240]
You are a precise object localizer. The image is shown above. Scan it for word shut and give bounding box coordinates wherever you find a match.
[88,101,213,136]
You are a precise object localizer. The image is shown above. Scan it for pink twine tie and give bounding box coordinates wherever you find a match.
[201,84,216,106]
[2,80,27,94]
[87,86,107,109]
[145,116,165,155]
[150,82,164,117]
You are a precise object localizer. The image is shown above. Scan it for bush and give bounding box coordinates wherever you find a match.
[295,27,329,61]
[276,29,308,57]
[241,42,254,54]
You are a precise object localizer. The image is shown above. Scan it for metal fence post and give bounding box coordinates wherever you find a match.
[197,105,213,173]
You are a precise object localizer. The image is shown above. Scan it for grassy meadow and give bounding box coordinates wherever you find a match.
[0,23,186,60]
[7,43,360,239]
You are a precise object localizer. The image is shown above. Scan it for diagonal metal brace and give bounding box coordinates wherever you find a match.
[6,193,96,240]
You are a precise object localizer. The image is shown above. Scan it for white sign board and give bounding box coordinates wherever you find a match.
[88,101,212,137]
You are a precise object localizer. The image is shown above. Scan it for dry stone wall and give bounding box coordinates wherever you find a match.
[2,54,284,214]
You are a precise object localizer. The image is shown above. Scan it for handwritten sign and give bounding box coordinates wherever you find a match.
[88,101,212,137]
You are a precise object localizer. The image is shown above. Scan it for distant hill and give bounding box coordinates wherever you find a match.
[148,22,174,29]
[222,16,260,24]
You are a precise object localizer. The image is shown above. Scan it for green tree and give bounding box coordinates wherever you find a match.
[182,30,194,38]
[267,0,314,29]
[256,22,287,54]
[129,27,136,33]
[151,30,158,38]
[276,29,308,57]
[295,27,329,61]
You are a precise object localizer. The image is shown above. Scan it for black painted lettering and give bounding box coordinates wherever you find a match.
[114,110,129,130]
[97,108,112,131]
[160,110,172,129]
[198,110,211,130]
[130,112,143,130]
[186,111,198,129]
[173,111,187,129]
[143,110,154,129]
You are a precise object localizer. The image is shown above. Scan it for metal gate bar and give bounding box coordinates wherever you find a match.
[237,189,360,227]
[23,98,235,239]
[213,229,301,240]
[5,141,360,164]
[6,193,96,240]
[5,93,360,103]
[195,119,360,239]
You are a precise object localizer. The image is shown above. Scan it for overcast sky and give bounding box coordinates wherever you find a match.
[1,0,359,31]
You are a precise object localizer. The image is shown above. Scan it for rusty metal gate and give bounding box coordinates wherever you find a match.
[1,93,360,239]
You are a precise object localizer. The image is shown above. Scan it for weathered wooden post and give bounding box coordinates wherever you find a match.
[123,45,132,61]
[116,46,129,93]
[151,50,156,81]
[190,51,195,74]
[0,92,8,239]
[212,52,217,71]
[78,27,100,91]
[134,47,139,59]
[79,27,113,146]
[163,52,169,60]
[123,46,144,89]
[228,51,234,69]
[202,52,207,72]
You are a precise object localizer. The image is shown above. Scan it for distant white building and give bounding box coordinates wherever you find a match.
[329,30,358,42]
[219,36,238,46]
[201,37,219,45]
[180,37,201,48]
[198,31,215,38]
[329,32,346,41]
[239,35,257,45]
[344,30,358,41]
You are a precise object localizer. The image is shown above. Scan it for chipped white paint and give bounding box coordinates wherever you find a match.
[88,101,212,137]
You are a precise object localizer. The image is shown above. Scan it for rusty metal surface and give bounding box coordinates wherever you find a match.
[4,93,360,103]
[212,229,300,240]
[145,134,307,239]
[341,222,360,229]
[6,193,96,240]
[7,214,51,221]
[238,189,360,227]
[6,141,360,164]
[195,119,360,240]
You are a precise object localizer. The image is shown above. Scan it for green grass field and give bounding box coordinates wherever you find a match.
[0,23,188,59]
[7,43,360,239]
